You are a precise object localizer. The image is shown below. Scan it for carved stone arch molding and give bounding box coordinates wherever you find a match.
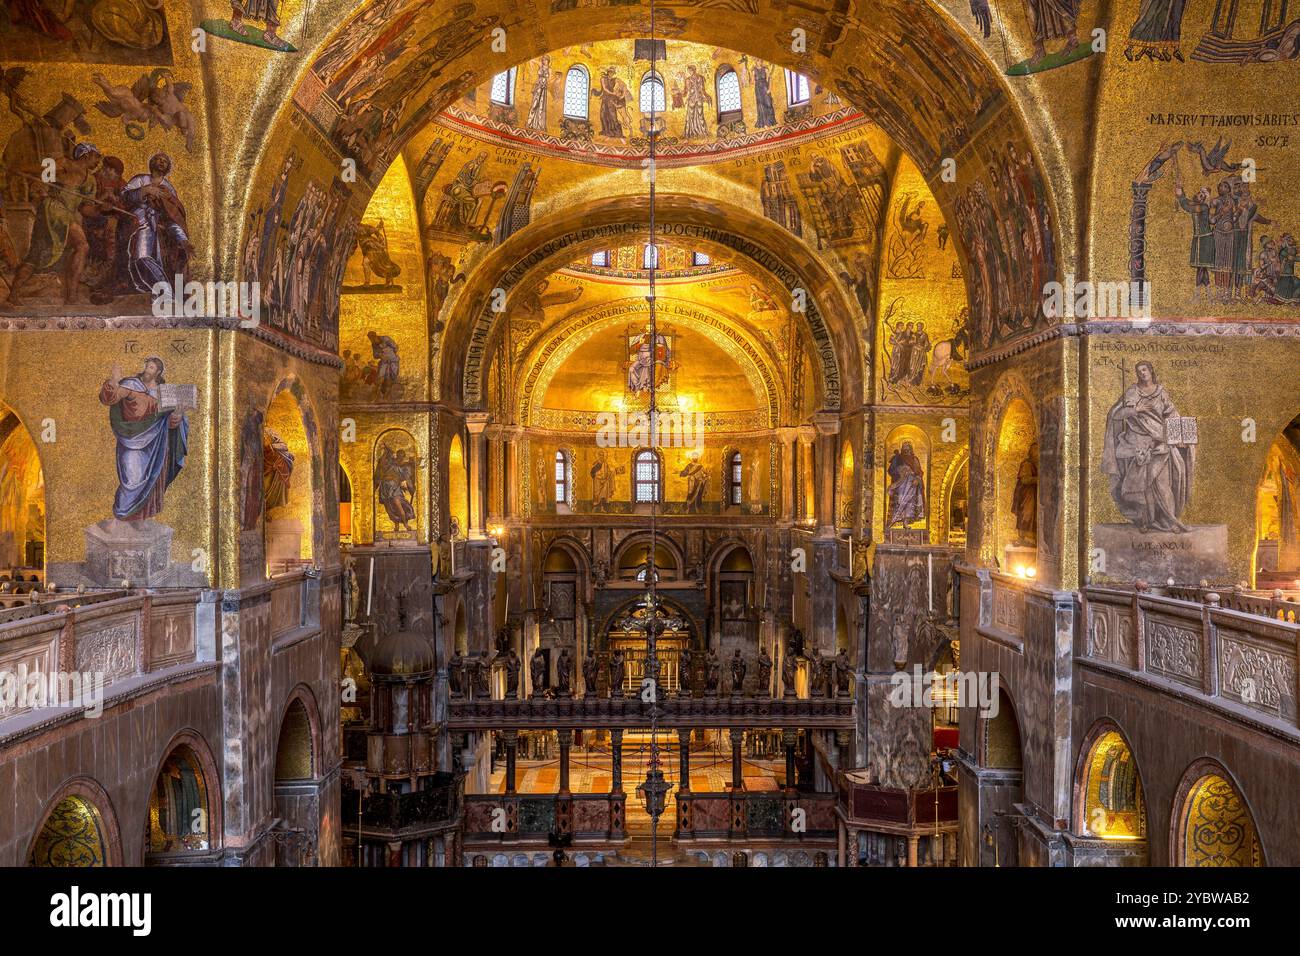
[441,198,859,414]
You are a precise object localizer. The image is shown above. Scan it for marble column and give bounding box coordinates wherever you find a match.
[783,728,798,792]
[678,728,691,793]
[501,424,523,519]
[729,727,744,790]
[796,427,815,524]
[557,729,573,795]
[610,728,624,793]
[503,729,518,794]
[465,412,490,539]
[812,412,840,537]
[777,427,799,524]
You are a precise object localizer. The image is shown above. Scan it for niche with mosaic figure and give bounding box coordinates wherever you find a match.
[882,424,930,544]
[263,389,316,574]
[373,428,421,546]
[995,398,1038,576]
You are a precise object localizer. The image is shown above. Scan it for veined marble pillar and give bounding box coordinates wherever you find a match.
[558,729,572,796]
[812,412,840,537]
[678,728,691,792]
[465,412,490,539]
[777,427,799,524]
[610,729,624,793]
[729,728,744,790]
[783,728,798,792]
[503,729,518,794]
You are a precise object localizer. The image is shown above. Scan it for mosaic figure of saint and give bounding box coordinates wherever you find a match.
[100,357,189,521]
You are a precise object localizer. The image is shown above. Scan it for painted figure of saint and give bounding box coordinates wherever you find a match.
[1101,361,1193,533]
[752,61,776,128]
[886,441,925,527]
[682,65,711,140]
[1173,183,1214,300]
[99,357,189,521]
[1012,442,1038,546]
[229,0,290,51]
[4,142,101,307]
[262,429,294,514]
[594,68,631,140]
[526,56,550,130]
[119,152,191,297]
[680,457,706,513]
[1126,0,1188,61]
[376,444,417,532]
[367,330,400,399]
[1023,0,1081,62]
[590,455,622,512]
[626,328,671,393]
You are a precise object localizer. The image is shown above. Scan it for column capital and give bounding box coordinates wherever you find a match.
[776,426,800,446]
[557,729,574,747]
[796,424,816,446]
[677,727,692,744]
[502,729,519,745]
[609,728,623,745]
[811,411,841,436]
[728,727,745,747]
[464,411,491,434]
[782,728,799,747]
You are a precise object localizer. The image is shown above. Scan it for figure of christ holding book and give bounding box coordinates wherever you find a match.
[99,357,193,521]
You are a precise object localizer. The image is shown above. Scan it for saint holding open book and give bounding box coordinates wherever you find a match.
[100,357,192,521]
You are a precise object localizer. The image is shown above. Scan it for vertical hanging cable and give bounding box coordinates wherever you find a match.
[646,0,661,868]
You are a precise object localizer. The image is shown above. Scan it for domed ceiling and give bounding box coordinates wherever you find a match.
[440,40,866,168]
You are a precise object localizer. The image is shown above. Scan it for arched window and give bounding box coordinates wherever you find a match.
[784,69,810,107]
[727,450,743,506]
[634,450,661,503]
[490,67,517,106]
[554,450,571,505]
[639,71,666,114]
[590,250,610,267]
[716,66,742,120]
[643,244,660,270]
[563,65,589,118]
[692,251,711,266]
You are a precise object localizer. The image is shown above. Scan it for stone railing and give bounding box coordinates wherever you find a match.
[675,790,837,841]
[0,589,215,723]
[267,568,320,641]
[1167,585,1300,624]
[1083,586,1300,729]
[446,695,856,730]
[462,792,627,843]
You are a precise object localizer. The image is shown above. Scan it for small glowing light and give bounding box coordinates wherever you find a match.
[489,525,506,539]
[1025,566,1037,579]
[1013,565,1025,578]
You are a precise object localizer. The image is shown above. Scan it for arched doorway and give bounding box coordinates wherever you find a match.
[273,692,320,867]
[980,688,1023,867]
[1076,725,1147,858]
[0,401,45,587]
[1174,763,1263,867]
[145,737,218,861]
